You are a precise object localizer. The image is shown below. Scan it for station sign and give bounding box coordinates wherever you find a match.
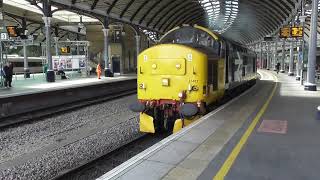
[279,27,290,38]
[279,26,303,38]
[60,46,71,54]
[6,26,18,37]
[0,32,8,40]
[291,26,303,38]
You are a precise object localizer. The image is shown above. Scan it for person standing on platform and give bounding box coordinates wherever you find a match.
[276,62,280,74]
[3,62,13,88]
[96,63,102,79]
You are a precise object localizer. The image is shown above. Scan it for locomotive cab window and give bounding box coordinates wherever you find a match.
[160,26,221,55]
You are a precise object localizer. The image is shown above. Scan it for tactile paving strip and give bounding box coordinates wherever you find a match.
[257,120,287,134]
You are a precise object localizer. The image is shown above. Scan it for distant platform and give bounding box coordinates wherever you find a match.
[0,72,136,119]
[0,72,136,98]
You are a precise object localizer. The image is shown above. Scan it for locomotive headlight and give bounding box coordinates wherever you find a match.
[192,86,199,91]
[152,64,157,69]
[178,91,186,98]
[162,78,169,86]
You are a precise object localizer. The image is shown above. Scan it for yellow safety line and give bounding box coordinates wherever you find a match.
[213,74,278,180]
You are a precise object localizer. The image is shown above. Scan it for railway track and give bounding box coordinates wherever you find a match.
[54,133,167,180]
[0,89,136,128]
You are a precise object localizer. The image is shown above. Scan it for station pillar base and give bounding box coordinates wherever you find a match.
[280,70,285,73]
[24,69,30,78]
[304,83,317,91]
[46,70,55,82]
[105,69,114,77]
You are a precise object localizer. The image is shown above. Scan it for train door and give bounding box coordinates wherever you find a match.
[230,45,235,82]
[222,42,228,85]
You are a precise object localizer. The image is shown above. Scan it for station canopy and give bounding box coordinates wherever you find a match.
[46,0,301,44]
[5,0,303,44]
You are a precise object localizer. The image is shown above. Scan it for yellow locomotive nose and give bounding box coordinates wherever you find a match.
[137,44,207,102]
[136,44,208,133]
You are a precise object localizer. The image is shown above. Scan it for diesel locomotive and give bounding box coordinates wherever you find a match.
[130,25,257,134]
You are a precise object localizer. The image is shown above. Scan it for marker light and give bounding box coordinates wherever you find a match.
[178,91,186,99]
[162,78,169,86]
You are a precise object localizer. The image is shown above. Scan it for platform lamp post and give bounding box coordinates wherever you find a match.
[0,0,4,87]
[21,18,30,78]
[54,27,59,56]
[266,41,270,70]
[103,17,113,77]
[304,0,318,91]
[42,0,55,82]
[23,39,30,78]
[288,39,295,76]
[53,36,59,56]
[260,42,263,69]
[135,34,140,70]
[280,39,286,73]
[298,3,307,84]
[273,39,279,71]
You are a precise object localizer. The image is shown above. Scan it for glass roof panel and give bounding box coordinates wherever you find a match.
[198,0,239,34]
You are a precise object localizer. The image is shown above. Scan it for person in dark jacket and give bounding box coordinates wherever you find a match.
[3,62,13,88]
[276,62,280,74]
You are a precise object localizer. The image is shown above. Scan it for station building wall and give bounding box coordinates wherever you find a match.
[86,24,154,74]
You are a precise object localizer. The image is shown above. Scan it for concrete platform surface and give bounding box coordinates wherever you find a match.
[97,70,277,180]
[200,70,320,180]
[0,72,136,98]
[98,69,320,180]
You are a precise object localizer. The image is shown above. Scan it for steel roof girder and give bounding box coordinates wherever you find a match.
[153,1,192,30]
[159,2,199,31]
[245,0,285,23]
[269,0,291,17]
[139,0,162,24]
[248,10,280,30]
[180,11,206,26]
[164,6,204,32]
[91,0,99,10]
[120,0,135,18]
[243,0,287,20]
[107,0,120,14]
[146,0,181,27]
[50,0,163,33]
[130,0,150,22]
[189,16,207,25]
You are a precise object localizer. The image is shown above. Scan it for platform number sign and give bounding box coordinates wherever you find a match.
[60,47,71,54]
[291,27,303,38]
[0,33,8,40]
[280,27,290,38]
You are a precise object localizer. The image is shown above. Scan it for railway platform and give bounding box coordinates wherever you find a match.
[0,74,136,120]
[98,69,320,180]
